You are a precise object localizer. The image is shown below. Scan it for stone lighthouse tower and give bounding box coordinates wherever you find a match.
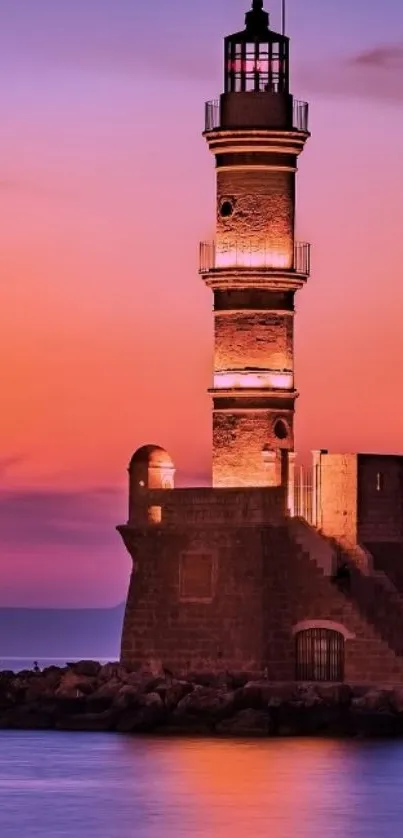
[200,0,310,490]
[118,0,403,688]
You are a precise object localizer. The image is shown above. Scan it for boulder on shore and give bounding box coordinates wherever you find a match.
[0,663,403,737]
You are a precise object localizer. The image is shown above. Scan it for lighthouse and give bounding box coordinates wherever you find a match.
[117,1,403,688]
[200,0,310,490]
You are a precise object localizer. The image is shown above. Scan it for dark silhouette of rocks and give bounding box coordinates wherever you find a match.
[1,663,403,737]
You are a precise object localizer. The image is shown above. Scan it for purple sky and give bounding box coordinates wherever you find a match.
[2,0,403,607]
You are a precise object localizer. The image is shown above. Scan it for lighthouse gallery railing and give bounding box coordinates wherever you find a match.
[205,98,309,133]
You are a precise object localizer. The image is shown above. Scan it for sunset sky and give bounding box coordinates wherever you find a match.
[1,0,403,607]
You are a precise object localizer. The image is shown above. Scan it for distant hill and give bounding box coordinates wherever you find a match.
[0,604,125,659]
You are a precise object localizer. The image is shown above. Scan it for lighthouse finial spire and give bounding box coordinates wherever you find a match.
[245,0,269,33]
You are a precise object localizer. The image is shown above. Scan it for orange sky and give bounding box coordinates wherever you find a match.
[1,0,403,606]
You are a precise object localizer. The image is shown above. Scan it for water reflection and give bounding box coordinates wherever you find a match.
[119,737,403,838]
[1,733,403,837]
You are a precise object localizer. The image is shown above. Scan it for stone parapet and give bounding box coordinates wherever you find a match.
[125,485,287,529]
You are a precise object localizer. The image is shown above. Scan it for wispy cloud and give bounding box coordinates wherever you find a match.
[299,42,403,103]
[0,486,124,549]
[351,44,403,70]
[0,484,130,606]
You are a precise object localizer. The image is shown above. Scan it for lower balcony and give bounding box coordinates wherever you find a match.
[199,240,310,276]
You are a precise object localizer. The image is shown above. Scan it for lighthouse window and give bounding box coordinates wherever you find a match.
[225,36,289,95]
[220,200,234,218]
[274,419,288,440]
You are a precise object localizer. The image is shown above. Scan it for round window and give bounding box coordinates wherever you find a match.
[273,419,288,440]
[219,200,234,218]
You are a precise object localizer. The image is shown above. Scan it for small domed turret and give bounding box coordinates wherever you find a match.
[129,445,175,491]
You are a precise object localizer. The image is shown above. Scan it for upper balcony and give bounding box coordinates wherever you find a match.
[199,240,310,277]
[205,98,309,134]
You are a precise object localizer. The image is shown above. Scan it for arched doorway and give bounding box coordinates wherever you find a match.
[295,628,344,682]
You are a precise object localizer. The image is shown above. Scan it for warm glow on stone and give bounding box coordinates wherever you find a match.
[215,245,290,270]
[269,372,294,389]
[214,370,293,390]
[148,506,162,524]
[200,17,308,488]
[159,472,174,489]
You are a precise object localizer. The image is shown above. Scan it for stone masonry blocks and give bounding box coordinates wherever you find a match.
[217,169,295,261]
[213,410,294,488]
[120,514,403,685]
[214,311,293,372]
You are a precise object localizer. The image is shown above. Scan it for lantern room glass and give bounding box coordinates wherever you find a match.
[225,35,289,94]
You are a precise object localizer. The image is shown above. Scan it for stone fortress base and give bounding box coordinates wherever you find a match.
[117,2,403,691]
[118,446,403,687]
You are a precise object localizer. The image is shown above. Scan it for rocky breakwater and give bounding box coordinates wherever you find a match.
[1,663,403,737]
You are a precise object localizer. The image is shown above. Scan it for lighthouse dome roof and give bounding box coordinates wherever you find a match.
[129,445,174,470]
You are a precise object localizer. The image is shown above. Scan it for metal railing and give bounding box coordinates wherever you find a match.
[294,465,314,523]
[205,99,220,132]
[204,98,309,133]
[296,628,344,682]
[294,241,311,275]
[293,99,309,133]
[199,240,310,275]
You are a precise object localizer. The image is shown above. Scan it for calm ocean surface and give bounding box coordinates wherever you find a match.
[0,658,117,672]
[0,733,402,837]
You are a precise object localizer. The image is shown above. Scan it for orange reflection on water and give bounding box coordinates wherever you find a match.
[122,737,354,838]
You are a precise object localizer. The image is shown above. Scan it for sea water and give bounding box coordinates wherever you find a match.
[0,658,117,672]
[0,732,402,837]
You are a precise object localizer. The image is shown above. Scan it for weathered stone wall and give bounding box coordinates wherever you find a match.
[214,311,293,371]
[317,453,358,546]
[206,116,303,491]
[128,486,286,529]
[212,291,295,487]
[357,455,403,543]
[120,525,268,674]
[212,411,293,488]
[368,544,403,592]
[316,452,403,550]
[119,504,403,685]
[217,169,294,267]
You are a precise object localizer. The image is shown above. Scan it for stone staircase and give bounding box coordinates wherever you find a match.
[288,517,336,576]
[366,543,403,596]
[333,550,403,658]
[284,521,403,684]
